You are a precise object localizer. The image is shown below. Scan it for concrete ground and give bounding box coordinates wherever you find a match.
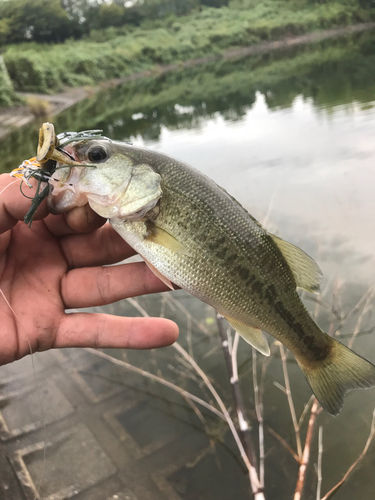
[0,346,213,500]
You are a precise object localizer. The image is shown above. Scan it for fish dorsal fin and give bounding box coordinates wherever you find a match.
[146,223,189,255]
[270,234,323,294]
[143,258,175,291]
[224,316,270,356]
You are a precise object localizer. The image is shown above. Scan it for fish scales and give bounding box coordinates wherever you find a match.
[116,149,329,360]
[39,136,375,415]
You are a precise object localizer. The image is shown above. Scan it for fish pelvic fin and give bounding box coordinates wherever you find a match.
[298,339,375,416]
[224,316,270,356]
[270,233,323,293]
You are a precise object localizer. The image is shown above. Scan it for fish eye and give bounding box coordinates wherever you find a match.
[87,146,108,163]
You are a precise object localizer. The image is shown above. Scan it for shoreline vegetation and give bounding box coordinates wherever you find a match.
[1,21,375,141]
[1,0,375,96]
[1,24,375,173]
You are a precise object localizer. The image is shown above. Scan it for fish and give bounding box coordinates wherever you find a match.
[28,132,375,416]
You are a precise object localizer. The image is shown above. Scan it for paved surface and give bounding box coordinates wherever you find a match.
[0,346,213,500]
[0,292,255,500]
[0,88,89,140]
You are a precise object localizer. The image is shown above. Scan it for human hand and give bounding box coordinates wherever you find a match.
[0,174,179,366]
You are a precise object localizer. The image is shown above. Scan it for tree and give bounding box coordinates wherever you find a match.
[0,0,73,43]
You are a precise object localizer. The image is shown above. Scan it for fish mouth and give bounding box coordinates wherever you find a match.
[48,147,90,213]
[58,144,79,163]
[48,147,133,216]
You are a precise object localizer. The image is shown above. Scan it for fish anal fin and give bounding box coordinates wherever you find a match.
[299,338,375,416]
[224,316,270,356]
[144,258,175,291]
[270,233,323,293]
[146,223,189,255]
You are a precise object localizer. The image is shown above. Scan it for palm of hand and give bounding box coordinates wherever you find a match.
[0,175,178,366]
[1,220,68,362]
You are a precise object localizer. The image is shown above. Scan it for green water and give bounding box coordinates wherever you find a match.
[1,30,375,500]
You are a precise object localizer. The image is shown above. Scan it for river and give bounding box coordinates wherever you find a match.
[1,29,375,500]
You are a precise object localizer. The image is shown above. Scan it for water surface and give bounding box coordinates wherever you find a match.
[1,30,375,500]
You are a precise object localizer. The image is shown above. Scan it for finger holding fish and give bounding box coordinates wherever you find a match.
[54,313,178,351]
[44,205,106,236]
[0,174,104,236]
[61,261,171,309]
[0,187,179,366]
[58,223,138,268]
[0,174,49,233]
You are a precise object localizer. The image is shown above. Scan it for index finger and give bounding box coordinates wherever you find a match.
[0,174,106,237]
[0,174,49,234]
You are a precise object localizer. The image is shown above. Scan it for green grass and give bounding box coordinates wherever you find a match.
[2,0,374,95]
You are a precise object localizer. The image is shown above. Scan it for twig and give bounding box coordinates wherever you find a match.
[266,426,300,463]
[124,297,264,497]
[316,426,323,500]
[84,348,225,420]
[279,343,303,459]
[164,294,209,334]
[216,316,259,471]
[294,398,320,500]
[334,285,375,337]
[303,295,341,320]
[186,314,194,358]
[348,287,375,349]
[184,397,217,459]
[320,409,375,500]
[273,381,287,394]
[231,331,240,383]
[253,348,265,486]
[173,341,265,499]
[298,395,315,430]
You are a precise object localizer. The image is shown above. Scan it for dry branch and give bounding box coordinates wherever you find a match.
[266,426,300,463]
[252,348,265,486]
[84,347,225,420]
[316,426,323,500]
[320,409,375,500]
[216,315,258,470]
[173,341,265,499]
[279,343,303,459]
[123,299,264,497]
[348,287,375,349]
[293,398,320,500]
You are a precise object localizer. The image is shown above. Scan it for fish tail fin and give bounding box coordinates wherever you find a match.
[298,339,375,416]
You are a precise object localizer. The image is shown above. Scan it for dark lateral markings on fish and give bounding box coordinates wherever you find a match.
[13,123,375,416]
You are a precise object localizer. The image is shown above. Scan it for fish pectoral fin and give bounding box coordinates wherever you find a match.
[224,316,270,356]
[144,258,175,291]
[270,233,323,294]
[146,223,189,255]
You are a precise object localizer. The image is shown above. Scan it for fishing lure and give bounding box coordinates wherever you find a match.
[10,123,109,225]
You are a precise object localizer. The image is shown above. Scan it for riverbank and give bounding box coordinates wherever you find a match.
[4,0,375,96]
[1,21,374,141]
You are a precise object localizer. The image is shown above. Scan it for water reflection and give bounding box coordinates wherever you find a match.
[139,92,375,285]
[1,29,375,500]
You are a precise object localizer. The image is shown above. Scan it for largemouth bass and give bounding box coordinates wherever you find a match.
[44,136,375,415]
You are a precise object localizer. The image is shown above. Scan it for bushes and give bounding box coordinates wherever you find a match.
[2,0,375,95]
[0,55,22,107]
[26,96,52,117]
